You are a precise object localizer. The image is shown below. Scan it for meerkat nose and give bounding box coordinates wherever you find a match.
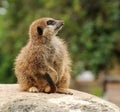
[60,21,64,25]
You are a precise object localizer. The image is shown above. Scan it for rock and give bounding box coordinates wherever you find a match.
[0,84,119,112]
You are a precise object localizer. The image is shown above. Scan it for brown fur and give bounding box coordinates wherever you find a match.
[14,17,72,94]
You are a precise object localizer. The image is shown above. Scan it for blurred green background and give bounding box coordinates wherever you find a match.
[0,0,120,83]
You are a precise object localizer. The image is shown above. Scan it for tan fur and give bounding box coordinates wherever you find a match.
[14,17,72,94]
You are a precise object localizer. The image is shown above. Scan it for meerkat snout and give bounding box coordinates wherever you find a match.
[55,20,64,30]
[44,19,64,37]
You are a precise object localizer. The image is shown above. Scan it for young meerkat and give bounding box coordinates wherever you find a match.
[14,17,72,94]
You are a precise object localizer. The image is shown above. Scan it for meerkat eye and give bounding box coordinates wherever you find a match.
[47,20,56,25]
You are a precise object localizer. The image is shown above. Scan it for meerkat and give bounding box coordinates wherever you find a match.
[14,17,72,94]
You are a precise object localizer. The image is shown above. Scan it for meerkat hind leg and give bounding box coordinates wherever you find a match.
[56,73,73,95]
[17,73,36,92]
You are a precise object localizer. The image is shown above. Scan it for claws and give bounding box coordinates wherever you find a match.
[56,89,73,95]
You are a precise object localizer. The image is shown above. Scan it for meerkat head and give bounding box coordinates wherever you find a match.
[29,17,64,41]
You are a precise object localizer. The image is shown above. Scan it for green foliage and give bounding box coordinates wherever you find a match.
[0,0,120,83]
[91,86,103,97]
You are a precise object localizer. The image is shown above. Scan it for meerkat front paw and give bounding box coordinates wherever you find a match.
[29,86,39,93]
[44,86,51,93]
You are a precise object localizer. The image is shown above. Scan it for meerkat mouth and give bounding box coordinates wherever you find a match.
[55,21,64,30]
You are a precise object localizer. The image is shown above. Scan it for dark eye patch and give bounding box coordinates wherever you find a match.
[37,26,43,35]
[47,20,56,25]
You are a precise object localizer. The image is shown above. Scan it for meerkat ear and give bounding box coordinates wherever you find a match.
[37,26,43,35]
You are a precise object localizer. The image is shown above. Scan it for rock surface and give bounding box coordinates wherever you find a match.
[0,84,119,112]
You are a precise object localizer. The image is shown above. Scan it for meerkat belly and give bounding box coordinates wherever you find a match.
[49,45,63,64]
[51,45,64,76]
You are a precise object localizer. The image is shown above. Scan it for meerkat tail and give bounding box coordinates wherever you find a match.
[45,72,56,93]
